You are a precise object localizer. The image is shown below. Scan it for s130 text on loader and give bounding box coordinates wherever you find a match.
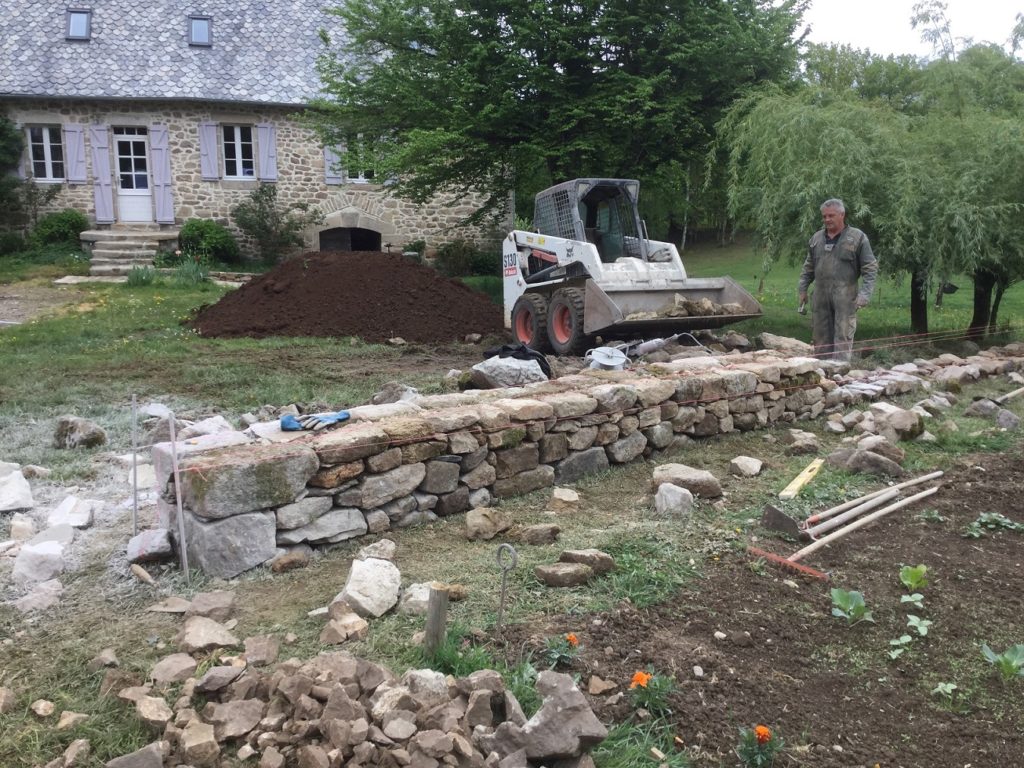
[502,178,762,355]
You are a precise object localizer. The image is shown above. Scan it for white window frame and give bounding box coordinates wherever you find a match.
[221,125,256,179]
[26,125,66,182]
[342,134,376,184]
[188,15,212,47]
[66,9,92,41]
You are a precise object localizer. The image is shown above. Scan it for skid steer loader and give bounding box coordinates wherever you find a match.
[502,178,761,355]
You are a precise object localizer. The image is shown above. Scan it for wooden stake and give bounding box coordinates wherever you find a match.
[778,458,825,500]
[789,486,939,562]
[424,586,449,657]
[995,385,1024,404]
[805,471,943,525]
[805,487,902,538]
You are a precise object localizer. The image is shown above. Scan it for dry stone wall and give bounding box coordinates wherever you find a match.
[152,342,1024,578]
[5,98,492,249]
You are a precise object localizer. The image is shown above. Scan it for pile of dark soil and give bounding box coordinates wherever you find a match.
[193,251,504,343]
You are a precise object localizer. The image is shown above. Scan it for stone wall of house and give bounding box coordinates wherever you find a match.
[147,345,1024,579]
[3,98,494,251]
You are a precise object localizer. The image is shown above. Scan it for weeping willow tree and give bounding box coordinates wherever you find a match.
[713,40,1024,336]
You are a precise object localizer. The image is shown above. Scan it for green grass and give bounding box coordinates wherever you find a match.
[593,720,690,768]
[682,238,1024,352]
[0,245,91,282]
[459,274,502,305]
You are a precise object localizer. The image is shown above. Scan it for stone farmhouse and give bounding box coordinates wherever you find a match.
[0,1,482,272]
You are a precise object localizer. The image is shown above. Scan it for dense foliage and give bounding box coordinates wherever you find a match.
[29,209,89,247]
[179,218,241,264]
[230,184,325,263]
[309,0,805,232]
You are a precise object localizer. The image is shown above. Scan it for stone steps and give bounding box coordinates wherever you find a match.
[91,248,159,259]
[89,262,158,276]
[81,229,180,243]
[82,227,179,276]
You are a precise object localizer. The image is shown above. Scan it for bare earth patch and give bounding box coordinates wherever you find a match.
[0,282,90,325]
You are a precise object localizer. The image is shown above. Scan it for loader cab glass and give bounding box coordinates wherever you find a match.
[578,185,641,264]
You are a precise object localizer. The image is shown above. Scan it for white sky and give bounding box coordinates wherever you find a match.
[800,0,1022,58]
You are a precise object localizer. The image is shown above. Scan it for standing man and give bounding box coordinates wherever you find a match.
[797,198,877,361]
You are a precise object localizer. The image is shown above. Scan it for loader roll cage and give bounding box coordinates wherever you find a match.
[533,179,648,264]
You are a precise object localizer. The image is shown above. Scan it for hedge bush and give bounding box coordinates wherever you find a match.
[433,239,499,278]
[29,209,89,246]
[0,231,25,255]
[179,218,240,264]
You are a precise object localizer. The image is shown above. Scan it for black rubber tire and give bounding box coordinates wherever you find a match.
[546,287,591,355]
[510,293,552,352]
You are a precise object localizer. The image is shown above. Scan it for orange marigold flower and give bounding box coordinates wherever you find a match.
[566,633,579,647]
[755,725,772,745]
[629,671,653,689]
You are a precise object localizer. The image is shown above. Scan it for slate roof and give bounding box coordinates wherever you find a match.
[0,1,347,106]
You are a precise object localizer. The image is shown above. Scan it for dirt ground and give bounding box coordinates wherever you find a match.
[499,450,1024,768]
[0,282,88,324]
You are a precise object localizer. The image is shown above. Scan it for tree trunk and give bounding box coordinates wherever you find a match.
[968,269,996,338]
[989,279,1007,331]
[910,270,929,335]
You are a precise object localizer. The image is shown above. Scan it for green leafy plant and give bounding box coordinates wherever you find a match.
[931,682,969,714]
[900,593,925,608]
[433,238,485,277]
[899,564,929,591]
[736,724,784,767]
[231,183,324,263]
[424,625,497,678]
[980,644,1024,682]
[29,208,88,246]
[907,615,933,637]
[830,588,874,626]
[172,255,210,285]
[627,669,676,716]
[917,509,946,523]
[543,633,582,669]
[125,265,157,286]
[0,230,25,255]
[179,218,240,264]
[888,634,913,660]
[964,512,1024,538]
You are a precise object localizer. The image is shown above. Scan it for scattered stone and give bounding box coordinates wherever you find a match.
[195,665,243,694]
[319,607,369,644]
[88,648,120,671]
[337,557,402,618]
[651,463,722,498]
[783,428,820,455]
[520,524,561,545]
[55,709,88,729]
[548,487,580,512]
[654,483,694,518]
[587,675,617,695]
[31,698,55,717]
[12,541,64,584]
[0,469,33,512]
[62,738,91,766]
[135,695,173,729]
[244,635,280,667]
[465,507,513,541]
[105,742,165,768]
[53,416,107,449]
[9,512,36,540]
[13,578,64,613]
[827,448,905,478]
[146,596,191,614]
[270,545,312,573]
[186,591,237,622]
[856,435,906,464]
[559,549,615,575]
[177,616,239,653]
[357,538,397,561]
[0,687,17,714]
[182,721,219,767]
[996,409,1020,430]
[729,456,763,477]
[535,562,594,587]
[126,529,173,563]
[150,653,197,684]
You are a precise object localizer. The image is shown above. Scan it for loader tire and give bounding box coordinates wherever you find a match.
[546,287,592,356]
[511,293,552,352]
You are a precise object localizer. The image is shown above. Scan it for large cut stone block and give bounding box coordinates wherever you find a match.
[151,432,253,489]
[492,466,555,498]
[177,444,318,519]
[357,463,427,508]
[276,508,367,545]
[181,510,277,579]
[313,424,389,464]
[555,448,609,484]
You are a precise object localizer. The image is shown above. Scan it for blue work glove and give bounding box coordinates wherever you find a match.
[280,411,350,431]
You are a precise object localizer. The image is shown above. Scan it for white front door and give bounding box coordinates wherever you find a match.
[114,127,153,223]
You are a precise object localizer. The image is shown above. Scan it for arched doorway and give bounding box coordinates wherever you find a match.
[319,227,382,252]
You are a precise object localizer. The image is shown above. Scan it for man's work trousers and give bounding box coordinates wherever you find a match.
[812,282,858,361]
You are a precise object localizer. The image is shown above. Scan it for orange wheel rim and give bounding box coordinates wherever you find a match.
[514,310,533,343]
[553,305,572,344]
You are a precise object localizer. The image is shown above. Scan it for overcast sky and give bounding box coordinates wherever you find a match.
[800,0,1022,58]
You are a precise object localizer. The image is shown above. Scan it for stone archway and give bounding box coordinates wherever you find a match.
[316,205,398,253]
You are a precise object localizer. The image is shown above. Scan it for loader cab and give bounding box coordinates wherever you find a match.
[533,178,648,264]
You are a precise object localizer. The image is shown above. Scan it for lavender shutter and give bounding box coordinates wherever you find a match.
[323,145,342,185]
[89,125,114,223]
[150,125,175,224]
[256,124,278,181]
[64,124,87,183]
[198,122,220,180]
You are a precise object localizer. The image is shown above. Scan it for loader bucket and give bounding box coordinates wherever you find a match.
[582,277,762,337]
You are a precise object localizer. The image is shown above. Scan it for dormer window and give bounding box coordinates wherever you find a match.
[66,9,92,41]
[189,15,212,46]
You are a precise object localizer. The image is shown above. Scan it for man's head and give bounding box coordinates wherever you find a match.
[820,198,846,236]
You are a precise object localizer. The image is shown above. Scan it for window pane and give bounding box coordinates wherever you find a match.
[240,142,253,161]
[34,161,47,177]
[191,18,210,44]
[28,127,42,143]
[52,161,65,178]
[132,141,145,156]
[119,157,132,172]
[135,174,148,190]
[50,144,64,163]
[225,158,237,177]
[120,173,134,189]
[240,127,252,143]
[224,141,236,160]
[241,159,254,176]
[68,11,89,38]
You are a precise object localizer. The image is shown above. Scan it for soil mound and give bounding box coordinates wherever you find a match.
[193,251,504,344]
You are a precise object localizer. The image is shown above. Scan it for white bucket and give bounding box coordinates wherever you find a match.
[585,346,628,371]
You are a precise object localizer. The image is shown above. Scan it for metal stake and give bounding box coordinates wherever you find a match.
[495,543,518,635]
[130,394,139,537]
[168,412,190,583]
